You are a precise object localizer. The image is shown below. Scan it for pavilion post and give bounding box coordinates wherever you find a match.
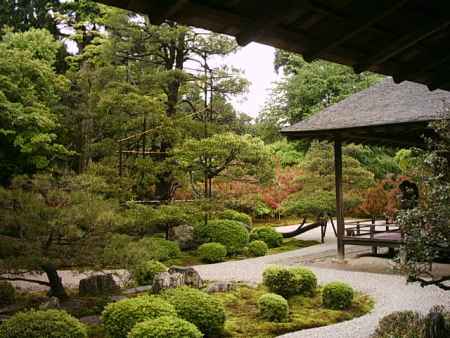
[334,139,345,259]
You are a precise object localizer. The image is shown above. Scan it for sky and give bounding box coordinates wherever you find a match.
[214,42,282,118]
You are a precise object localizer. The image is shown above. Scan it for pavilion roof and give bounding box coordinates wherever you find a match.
[281,78,450,146]
[97,1,450,92]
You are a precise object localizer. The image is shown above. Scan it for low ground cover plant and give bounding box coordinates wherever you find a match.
[262,266,317,297]
[250,227,283,248]
[131,260,168,286]
[163,286,226,336]
[0,309,88,338]
[248,240,269,257]
[198,242,227,263]
[322,282,354,310]
[0,281,16,306]
[101,295,176,338]
[257,293,289,322]
[128,315,202,338]
[194,219,249,254]
[219,209,252,228]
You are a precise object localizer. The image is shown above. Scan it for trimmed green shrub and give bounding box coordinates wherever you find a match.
[0,309,87,338]
[372,310,424,338]
[290,267,317,296]
[102,295,176,338]
[220,209,252,228]
[194,219,249,254]
[257,293,289,322]
[131,260,167,286]
[263,266,317,297]
[0,281,16,305]
[198,242,227,263]
[249,227,282,248]
[322,282,354,310]
[128,237,181,262]
[263,266,298,297]
[248,240,268,257]
[128,316,202,338]
[163,287,226,336]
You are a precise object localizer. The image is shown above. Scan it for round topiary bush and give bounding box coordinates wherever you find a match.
[372,310,424,338]
[194,219,249,254]
[220,209,252,228]
[198,242,227,263]
[322,282,354,310]
[0,281,16,305]
[128,316,202,338]
[249,227,283,248]
[257,293,289,322]
[290,267,317,296]
[163,287,226,336]
[0,309,87,338]
[248,240,268,257]
[263,266,298,297]
[102,295,176,338]
[131,260,168,286]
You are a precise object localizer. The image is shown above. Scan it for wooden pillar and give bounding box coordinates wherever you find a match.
[334,139,345,259]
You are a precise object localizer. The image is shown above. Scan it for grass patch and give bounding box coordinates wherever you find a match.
[213,285,373,338]
[171,239,320,266]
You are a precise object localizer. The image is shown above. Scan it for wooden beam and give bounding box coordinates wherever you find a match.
[334,139,345,259]
[393,41,450,83]
[354,18,450,73]
[303,0,408,62]
[146,0,189,24]
[235,1,307,46]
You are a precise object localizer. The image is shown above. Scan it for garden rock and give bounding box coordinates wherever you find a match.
[206,281,236,293]
[39,296,60,310]
[168,224,195,249]
[168,266,203,289]
[79,274,119,296]
[152,272,184,293]
[79,315,101,325]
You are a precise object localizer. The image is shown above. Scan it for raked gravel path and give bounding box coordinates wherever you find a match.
[193,225,450,338]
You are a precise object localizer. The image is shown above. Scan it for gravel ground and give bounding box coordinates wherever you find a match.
[193,245,450,338]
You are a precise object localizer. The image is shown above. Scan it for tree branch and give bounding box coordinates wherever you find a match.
[0,276,50,287]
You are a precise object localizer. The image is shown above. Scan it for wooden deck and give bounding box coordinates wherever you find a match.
[341,219,403,251]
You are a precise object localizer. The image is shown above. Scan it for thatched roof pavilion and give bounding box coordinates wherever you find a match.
[281,78,449,258]
[282,78,450,147]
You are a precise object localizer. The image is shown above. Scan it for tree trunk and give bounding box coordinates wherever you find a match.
[41,263,68,300]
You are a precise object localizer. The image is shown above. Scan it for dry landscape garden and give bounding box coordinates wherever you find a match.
[0,1,449,338]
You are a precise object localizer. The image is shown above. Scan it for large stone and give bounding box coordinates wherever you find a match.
[79,274,119,296]
[206,281,235,293]
[39,296,60,310]
[168,266,203,289]
[152,272,184,293]
[168,224,195,250]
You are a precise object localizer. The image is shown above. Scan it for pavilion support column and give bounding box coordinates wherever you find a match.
[334,139,345,259]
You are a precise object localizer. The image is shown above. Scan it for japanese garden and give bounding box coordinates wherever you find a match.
[0,1,449,338]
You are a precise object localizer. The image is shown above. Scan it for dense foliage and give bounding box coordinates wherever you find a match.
[322,282,354,310]
[262,266,317,297]
[249,227,283,248]
[0,281,16,305]
[130,260,167,286]
[0,309,88,338]
[257,293,289,322]
[194,219,249,254]
[198,242,227,263]
[163,287,226,336]
[248,240,269,257]
[128,316,203,338]
[101,295,176,338]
